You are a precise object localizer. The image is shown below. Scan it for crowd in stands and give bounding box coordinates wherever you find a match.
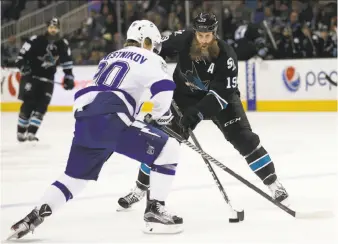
[1,0,61,22]
[1,0,337,66]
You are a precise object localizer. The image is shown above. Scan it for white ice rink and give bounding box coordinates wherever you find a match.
[0,112,337,243]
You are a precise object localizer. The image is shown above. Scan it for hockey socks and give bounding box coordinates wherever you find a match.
[17,114,29,141]
[245,145,277,185]
[27,112,43,136]
[149,164,177,201]
[137,163,150,190]
[39,174,88,212]
[17,112,44,141]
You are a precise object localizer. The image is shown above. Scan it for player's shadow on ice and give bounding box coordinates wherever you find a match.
[5,239,45,243]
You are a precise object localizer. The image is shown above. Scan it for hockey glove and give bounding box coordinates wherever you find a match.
[19,65,32,76]
[144,110,174,129]
[63,75,75,90]
[181,107,204,131]
[155,110,174,126]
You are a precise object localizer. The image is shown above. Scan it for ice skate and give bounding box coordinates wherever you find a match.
[27,133,39,142]
[143,200,183,234]
[7,204,52,240]
[269,180,289,205]
[117,184,147,211]
[17,132,27,142]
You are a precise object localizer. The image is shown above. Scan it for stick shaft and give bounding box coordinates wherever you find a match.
[162,126,296,217]
[171,101,232,203]
[188,129,232,203]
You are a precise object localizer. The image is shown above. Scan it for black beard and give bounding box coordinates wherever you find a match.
[45,31,60,42]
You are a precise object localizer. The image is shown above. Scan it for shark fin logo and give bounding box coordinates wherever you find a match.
[181,62,209,91]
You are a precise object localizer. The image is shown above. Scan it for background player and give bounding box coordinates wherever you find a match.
[7,20,183,240]
[118,12,289,210]
[16,17,75,142]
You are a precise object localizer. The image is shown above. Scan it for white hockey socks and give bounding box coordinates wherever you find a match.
[38,173,88,213]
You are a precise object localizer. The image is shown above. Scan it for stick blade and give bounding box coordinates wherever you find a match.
[229,210,245,223]
[295,210,335,219]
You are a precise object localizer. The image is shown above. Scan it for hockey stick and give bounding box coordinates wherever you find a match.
[32,75,63,85]
[171,101,244,222]
[188,129,244,222]
[324,73,337,86]
[262,20,277,51]
[161,125,334,219]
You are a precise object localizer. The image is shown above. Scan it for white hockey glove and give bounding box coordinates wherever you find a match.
[144,110,173,128]
[155,110,174,126]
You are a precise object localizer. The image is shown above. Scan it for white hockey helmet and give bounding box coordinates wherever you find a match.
[126,20,162,54]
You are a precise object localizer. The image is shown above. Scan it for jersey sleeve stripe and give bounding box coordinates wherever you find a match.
[74,85,137,114]
[61,61,73,69]
[150,79,176,98]
[207,90,228,109]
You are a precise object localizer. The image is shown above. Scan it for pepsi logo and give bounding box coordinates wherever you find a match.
[282,66,300,92]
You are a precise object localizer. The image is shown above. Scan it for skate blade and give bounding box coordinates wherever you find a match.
[116,205,134,212]
[6,224,28,240]
[27,140,39,147]
[142,222,183,234]
[279,197,290,207]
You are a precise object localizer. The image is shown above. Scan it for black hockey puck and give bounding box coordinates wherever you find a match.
[229,210,244,223]
[229,218,240,223]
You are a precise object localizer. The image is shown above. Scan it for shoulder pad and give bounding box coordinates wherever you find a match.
[30,35,37,41]
[161,35,170,42]
[173,29,186,36]
[160,59,168,73]
[63,39,69,45]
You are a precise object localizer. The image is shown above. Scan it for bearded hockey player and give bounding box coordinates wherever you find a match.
[7,20,183,240]
[16,17,75,142]
[118,13,289,210]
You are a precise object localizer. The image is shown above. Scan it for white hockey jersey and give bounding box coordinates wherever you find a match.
[73,46,175,119]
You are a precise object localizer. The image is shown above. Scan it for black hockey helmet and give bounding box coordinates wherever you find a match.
[47,17,60,29]
[193,12,218,34]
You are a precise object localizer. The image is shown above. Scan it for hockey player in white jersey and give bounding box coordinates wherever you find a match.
[7,20,183,240]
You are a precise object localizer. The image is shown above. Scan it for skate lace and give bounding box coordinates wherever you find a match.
[125,190,143,204]
[25,209,43,232]
[269,181,287,198]
[274,188,287,198]
[156,203,173,218]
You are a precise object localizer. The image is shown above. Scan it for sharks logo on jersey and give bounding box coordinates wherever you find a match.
[181,62,210,91]
[38,44,60,69]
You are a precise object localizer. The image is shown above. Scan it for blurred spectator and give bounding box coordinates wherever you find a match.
[233,0,253,24]
[100,0,114,15]
[145,0,174,17]
[222,7,236,39]
[38,0,53,8]
[101,14,118,42]
[1,36,19,66]
[299,2,314,26]
[2,0,337,66]
[1,1,12,21]
[287,11,303,37]
[176,4,185,27]
[1,0,27,21]
[253,0,265,24]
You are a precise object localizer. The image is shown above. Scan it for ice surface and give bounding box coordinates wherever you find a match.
[1,112,337,243]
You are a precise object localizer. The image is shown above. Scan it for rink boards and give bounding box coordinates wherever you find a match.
[1,58,337,112]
